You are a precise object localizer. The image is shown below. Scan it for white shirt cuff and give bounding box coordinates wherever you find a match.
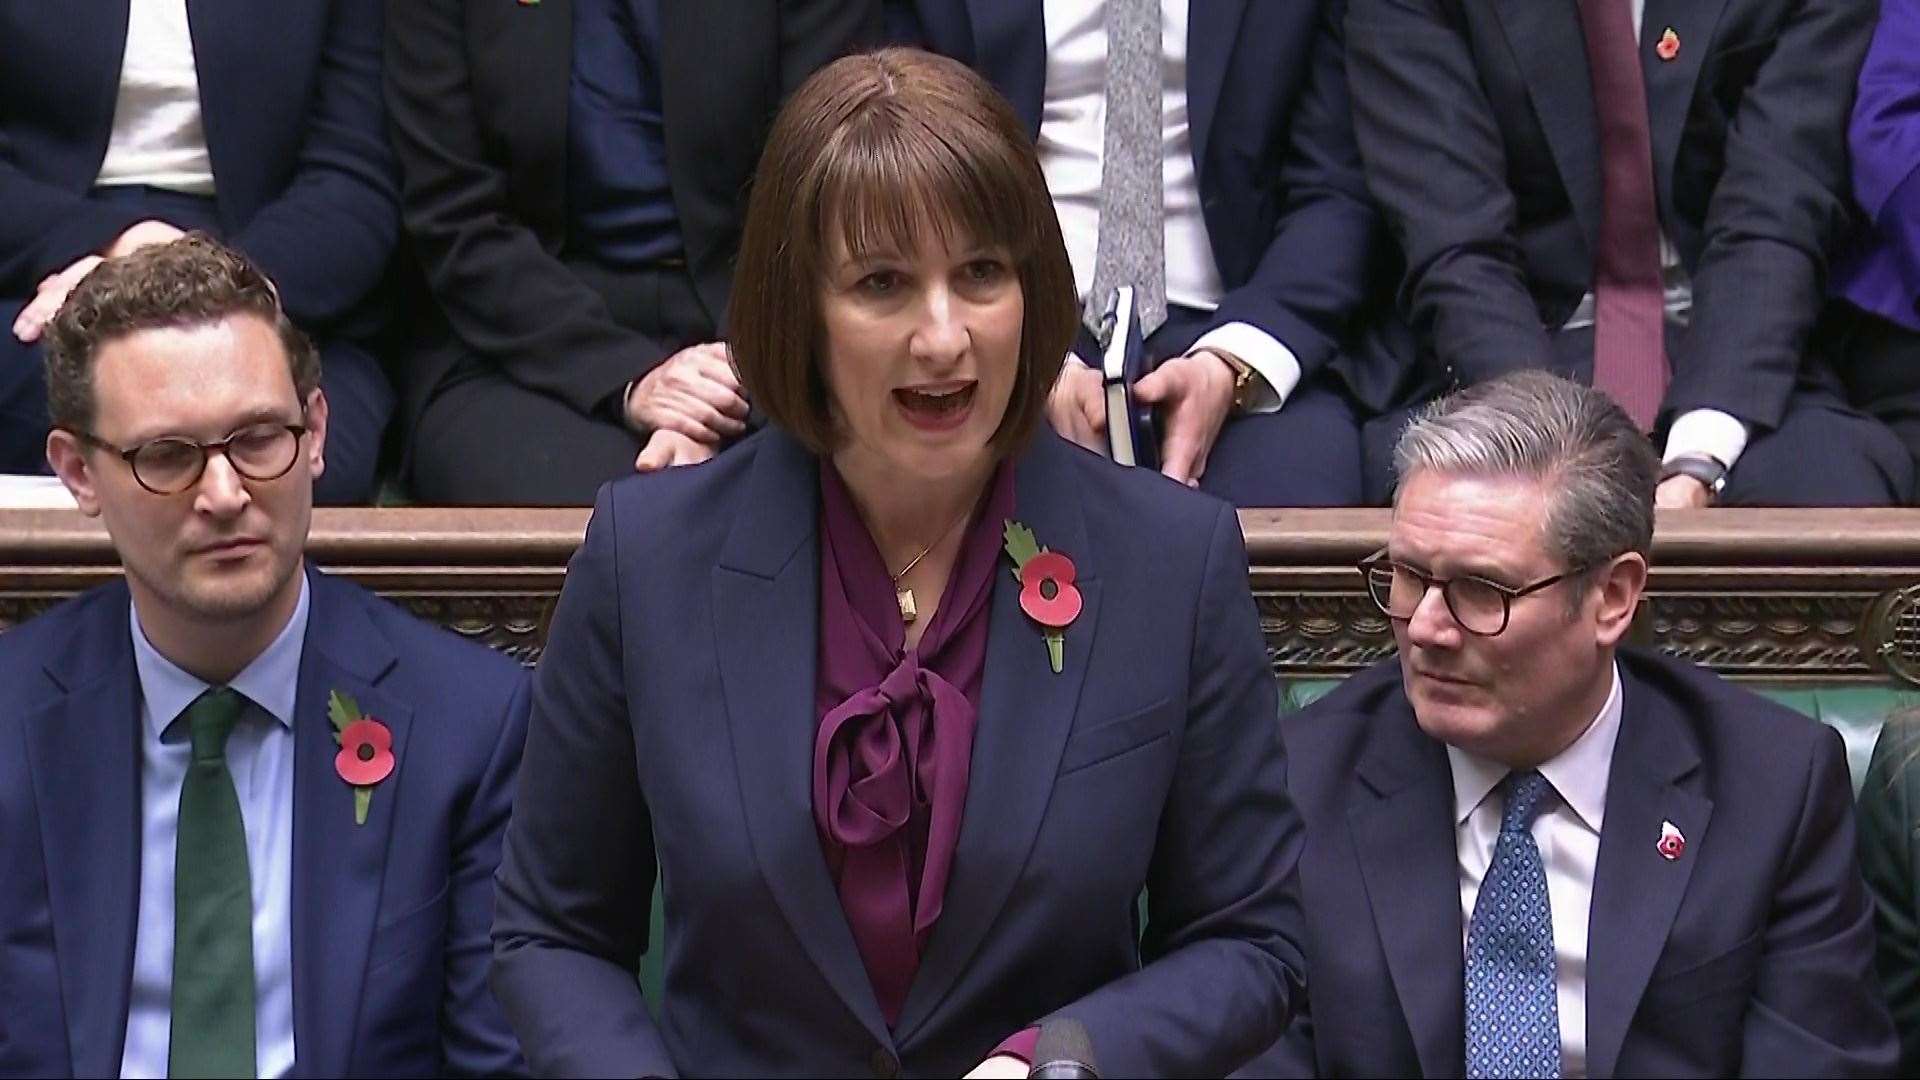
[1662,408,1749,471]
[1186,322,1301,414]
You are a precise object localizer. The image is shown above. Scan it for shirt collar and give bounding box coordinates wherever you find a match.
[133,572,312,743]
[1447,661,1623,833]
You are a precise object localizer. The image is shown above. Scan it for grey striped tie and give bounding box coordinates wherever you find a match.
[1084,0,1167,340]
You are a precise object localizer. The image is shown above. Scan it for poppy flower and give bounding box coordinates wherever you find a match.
[335,718,395,787]
[1018,550,1083,629]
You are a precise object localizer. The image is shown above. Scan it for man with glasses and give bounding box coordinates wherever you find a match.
[0,235,528,1077]
[1244,371,1895,1077]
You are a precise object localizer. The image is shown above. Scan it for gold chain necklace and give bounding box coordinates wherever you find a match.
[888,504,974,625]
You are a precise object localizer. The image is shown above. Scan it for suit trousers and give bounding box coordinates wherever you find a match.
[1360,323,1913,506]
[406,256,715,506]
[1074,303,1366,507]
[0,188,393,505]
[1832,301,1920,503]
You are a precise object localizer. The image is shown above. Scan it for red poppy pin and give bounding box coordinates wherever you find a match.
[328,690,394,826]
[1657,819,1686,861]
[1656,27,1680,61]
[1003,520,1082,674]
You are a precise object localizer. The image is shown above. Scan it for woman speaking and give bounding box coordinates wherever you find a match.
[490,48,1305,1077]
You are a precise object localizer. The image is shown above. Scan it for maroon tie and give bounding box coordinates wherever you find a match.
[1576,0,1669,430]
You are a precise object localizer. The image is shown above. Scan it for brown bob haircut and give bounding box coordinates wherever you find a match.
[730,47,1077,456]
[43,232,319,433]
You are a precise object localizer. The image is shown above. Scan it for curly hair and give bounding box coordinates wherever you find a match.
[43,233,319,431]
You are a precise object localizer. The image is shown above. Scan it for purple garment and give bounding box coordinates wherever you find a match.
[1836,0,1920,330]
[812,459,1015,1027]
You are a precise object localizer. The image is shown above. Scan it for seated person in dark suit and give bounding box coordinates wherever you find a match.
[895,0,1405,506]
[1834,0,1920,502]
[1858,710,1920,1072]
[385,0,881,504]
[1246,371,1897,1077]
[0,236,528,1077]
[1346,0,1911,507]
[1,0,396,504]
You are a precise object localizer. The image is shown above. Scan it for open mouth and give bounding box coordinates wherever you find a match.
[893,382,977,427]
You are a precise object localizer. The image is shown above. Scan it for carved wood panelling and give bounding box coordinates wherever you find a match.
[6,507,1920,685]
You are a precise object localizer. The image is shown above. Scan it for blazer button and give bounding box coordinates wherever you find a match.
[869,1048,900,1078]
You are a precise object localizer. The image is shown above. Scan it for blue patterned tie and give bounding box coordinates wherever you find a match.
[1465,769,1561,1079]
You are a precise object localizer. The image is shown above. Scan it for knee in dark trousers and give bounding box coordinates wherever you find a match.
[1200,379,1365,507]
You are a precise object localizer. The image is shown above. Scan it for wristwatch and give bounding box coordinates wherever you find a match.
[1215,351,1259,413]
[1659,452,1729,498]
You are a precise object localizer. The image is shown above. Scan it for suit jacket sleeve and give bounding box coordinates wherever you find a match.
[660,0,880,325]
[1850,0,1920,311]
[1665,0,1876,428]
[1208,0,1382,384]
[1344,0,1556,387]
[1050,504,1308,1075]
[441,672,533,1077]
[490,487,673,1078]
[1740,725,1900,1076]
[1859,720,1920,1075]
[0,161,145,293]
[225,0,398,329]
[384,0,667,416]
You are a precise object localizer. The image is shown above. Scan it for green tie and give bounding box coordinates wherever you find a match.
[169,687,257,1079]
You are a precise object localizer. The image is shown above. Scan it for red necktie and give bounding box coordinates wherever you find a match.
[1576,0,1669,430]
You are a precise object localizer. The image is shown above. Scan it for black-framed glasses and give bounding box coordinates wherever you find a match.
[71,422,308,495]
[1358,551,1584,637]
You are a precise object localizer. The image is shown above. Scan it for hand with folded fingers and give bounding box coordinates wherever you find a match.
[1046,356,1108,453]
[624,341,750,445]
[1132,348,1238,487]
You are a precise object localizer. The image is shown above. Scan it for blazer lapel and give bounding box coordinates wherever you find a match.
[289,573,410,1078]
[711,432,892,1045]
[73,0,133,169]
[1583,676,1710,1079]
[1348,706,1466,1079]
[23,591,142,1078]
[967,0,1047,135]
[1185,0,1247,176]
[1640,0,1731,219]
[1490,0,1602,260]
[893,432,1098,1042]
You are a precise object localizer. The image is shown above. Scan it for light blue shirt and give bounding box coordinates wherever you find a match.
[120,575,309,1079]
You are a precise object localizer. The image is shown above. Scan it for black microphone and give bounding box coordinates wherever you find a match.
[1028,1018,1098,1079]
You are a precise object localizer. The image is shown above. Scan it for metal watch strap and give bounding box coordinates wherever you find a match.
[1660,452,1729,495]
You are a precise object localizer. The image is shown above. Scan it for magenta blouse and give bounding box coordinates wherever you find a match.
[811,460,1015,1027]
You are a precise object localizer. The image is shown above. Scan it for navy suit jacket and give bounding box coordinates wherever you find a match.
[385,0,879,425]
[0,569,529,1078]
[1346,0,1875,431]
[894,0,1410,413]
[1252,649,1898,1078]
[0,0,398,329]
[491,427,1307,1077]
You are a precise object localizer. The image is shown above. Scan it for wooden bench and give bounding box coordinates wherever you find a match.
[9,506,1920,787]
[6,507,1920,686]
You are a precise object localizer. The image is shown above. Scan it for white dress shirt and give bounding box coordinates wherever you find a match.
[1562,0,1746,473]
[96,0,217,195]
[120,576,309,1079]
[1448,663,1624,1080]
[1039,0,1297,411]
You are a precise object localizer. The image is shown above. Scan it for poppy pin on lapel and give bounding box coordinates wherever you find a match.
[1656,27,1681,61]
[1657,819,1686,860]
